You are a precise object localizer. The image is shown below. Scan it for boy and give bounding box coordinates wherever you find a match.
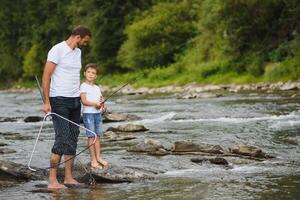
[80,63,108,169]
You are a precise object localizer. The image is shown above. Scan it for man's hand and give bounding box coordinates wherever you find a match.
[43,103,51,113]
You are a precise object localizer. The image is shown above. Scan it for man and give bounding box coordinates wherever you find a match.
[42,25,91,189]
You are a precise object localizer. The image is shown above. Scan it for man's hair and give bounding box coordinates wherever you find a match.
[84,63,97,72]
[71,25,92,38]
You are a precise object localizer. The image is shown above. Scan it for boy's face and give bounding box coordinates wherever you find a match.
[84,68,97,82]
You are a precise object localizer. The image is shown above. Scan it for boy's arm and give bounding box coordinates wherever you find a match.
[80,93,101,107]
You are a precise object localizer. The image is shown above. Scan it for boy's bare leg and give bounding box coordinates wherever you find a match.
[48,154,66,189]
[63,155,80,184]
[88,137,102,168]
[95,137,108,167]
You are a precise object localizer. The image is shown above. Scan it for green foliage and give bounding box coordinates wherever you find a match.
[0,0,299,88]
[118,0,200,70]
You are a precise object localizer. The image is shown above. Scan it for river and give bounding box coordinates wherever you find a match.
[0,89,299,200]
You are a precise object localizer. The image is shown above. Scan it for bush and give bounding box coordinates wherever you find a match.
[118,1,200,70]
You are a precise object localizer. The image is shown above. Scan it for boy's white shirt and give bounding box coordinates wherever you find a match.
[80,82,102,113]
[47,41,82,97]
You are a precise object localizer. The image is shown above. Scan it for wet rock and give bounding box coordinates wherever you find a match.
[191,157,229,165]
[103,112,141,123]
[0,160,155,184]
[90,164,155,182]
[0,142,7,146]
[103,131,136,142]
[128,139,169,156]
[229,144,269,158]
[179,92,222,99]
[0,160,47,180]
[107,123,148,132]
[0,180,18,189]
[171,140,225,154]
[0,117,20,122]
[209,157,229,165]
[24,116,43,123]
[0,148,16,154]
[1,132,34,140]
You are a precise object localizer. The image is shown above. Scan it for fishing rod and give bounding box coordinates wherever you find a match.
[103,75,142,103]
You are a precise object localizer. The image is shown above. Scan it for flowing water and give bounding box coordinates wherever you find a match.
[0,90,299,200]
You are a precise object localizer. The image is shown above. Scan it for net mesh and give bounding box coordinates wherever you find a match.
[28,112,97,183]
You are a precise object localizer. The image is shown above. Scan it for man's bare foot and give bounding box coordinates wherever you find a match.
[97,158,108,168]
[48,182,67,189]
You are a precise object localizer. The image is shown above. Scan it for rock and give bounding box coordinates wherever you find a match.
[144,138,164,149]
[179,92,222,99]
[107,124,148,132]
[128,139,169,156]
[103,131,136,142]
[279,82,298,91]
[171,140,225,154]
[0,160,47,180]
[0,148,16,154]
[0,160,156,184]
[24,116,43,123]
[103,112,141,122]
[208,157,229,165]
[190,158,207,163]
[0,132,34,140]
[0,117,20,123]
[0,142,7,146]
[191,157,229,165]
[229,144,267,158]
[90,164,155,182]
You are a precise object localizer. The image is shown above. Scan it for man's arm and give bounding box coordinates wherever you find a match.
[42,61,57,113]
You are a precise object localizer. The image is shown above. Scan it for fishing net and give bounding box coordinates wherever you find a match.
[28,112,97,184]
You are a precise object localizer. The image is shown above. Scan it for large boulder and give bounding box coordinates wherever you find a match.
[0,160,47,181]
[171,140,225,154]
[90,164,155,182]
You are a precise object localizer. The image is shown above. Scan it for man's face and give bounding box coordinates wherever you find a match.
[77,35,91,48]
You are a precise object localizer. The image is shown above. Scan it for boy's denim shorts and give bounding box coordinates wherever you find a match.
[82,113,103,137]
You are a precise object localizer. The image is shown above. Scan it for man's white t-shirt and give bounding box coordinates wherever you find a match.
[80,82,102,113]
[47,41,82,97]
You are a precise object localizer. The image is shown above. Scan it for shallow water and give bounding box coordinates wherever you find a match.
[0,90,299,200]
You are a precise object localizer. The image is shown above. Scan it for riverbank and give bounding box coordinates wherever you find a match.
[4,81,300,96]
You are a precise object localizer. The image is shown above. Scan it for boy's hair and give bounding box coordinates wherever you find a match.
[71,25,92,38]
[84,63,97,72]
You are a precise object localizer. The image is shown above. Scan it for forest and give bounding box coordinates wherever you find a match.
[0,0,299,88]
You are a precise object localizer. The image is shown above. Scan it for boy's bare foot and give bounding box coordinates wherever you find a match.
[97,158,108,168]
[64,178,81,185]
[48,182,67,189]
[91,161,103,170]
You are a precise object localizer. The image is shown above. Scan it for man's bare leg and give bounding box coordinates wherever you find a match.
[63,155,80,185]
[48,154,66,189]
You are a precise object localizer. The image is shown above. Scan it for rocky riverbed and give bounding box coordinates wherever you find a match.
[0,85,299,199]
